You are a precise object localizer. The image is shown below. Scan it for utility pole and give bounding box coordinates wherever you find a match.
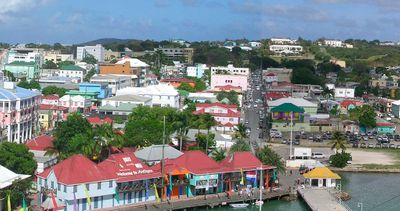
[290,111,293,159]
[179,128,183,151]
[161,116,166,202]
[259,165,263,211]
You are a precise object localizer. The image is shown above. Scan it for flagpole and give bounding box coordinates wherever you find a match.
[259,165,263,211]
[161,116,166,202]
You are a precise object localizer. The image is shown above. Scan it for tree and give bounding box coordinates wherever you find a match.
[42,86,67,97]
[216,91,239,105]
[42,60,58,69]
[57,61,75,68]
[84,68,96,82]
[349,105,376,128]
[82,54,98,65]
[256,147,286,173]
[178,82,195,92]
[3,70,16,81]
[211,148,226,161]
[233,123,247,139]
[17,80,41,90]
[329,152,351,168]
[196,133,216,153]
[321,87,334,99]
[0,142,36,209]
[330,131,346,153]
[229,139,251,154]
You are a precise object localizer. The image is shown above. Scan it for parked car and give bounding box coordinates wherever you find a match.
[281,139,288,144]
[308,135,314,141]
[368,143,375,148]
[397,145,400,149]
[395,135,400,141]
[375,143,382,148]
[294,140,300,145]
[352,142,359,148]
[382,143,389,148]
[311,152,326,159]
[301,133,307,139]
[360,143,367,148]
[390,144,396,149]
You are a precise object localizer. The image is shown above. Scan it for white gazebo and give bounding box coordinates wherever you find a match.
[0,165,30,209]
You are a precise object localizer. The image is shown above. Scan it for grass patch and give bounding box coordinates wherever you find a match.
[356,148,400,170]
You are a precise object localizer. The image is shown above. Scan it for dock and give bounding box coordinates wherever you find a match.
[298,188,351,211]
[101,188,290,211]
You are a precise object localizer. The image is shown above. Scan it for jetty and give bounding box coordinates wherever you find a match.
[101,189,290,211]
[298,188,351,211]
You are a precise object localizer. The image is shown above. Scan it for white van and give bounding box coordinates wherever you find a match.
[311,152,326,159]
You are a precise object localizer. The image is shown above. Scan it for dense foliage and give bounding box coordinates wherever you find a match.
[17,80,41,90]
[256,147,286,173]
[329,152,352,168]
[349,105,377,129]
[42,60,58,69]
[41,86,67,97]
[216,91,239,105]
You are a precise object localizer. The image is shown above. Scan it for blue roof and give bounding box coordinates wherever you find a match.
[0,87,40,100]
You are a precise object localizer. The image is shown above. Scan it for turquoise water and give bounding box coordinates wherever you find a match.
[194,172,400,210]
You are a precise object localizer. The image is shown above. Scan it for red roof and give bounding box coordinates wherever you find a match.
[160,78,194,83]
[220,152,274,172]
[98,153,160,182]
[340,100,363,108]
[25,135,54,151]
[214,85,242,91]
[218,122,235,127]
[42,94,59,100]
[164,151,226,175]
[196,102,238,109]
[37,155,115,184]
[265,73,277,77]
[376,122,395,127]
[265,92,291,100]
[193,108,241,117]
[39,104,69,111]
[87,116,113,125]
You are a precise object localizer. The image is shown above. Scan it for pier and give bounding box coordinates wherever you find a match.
[298,188,351,211]
[101,189,290,211]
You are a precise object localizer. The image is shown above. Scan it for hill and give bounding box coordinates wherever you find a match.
[79,38,138,46]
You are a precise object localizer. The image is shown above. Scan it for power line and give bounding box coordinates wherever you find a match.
[368,193,400,211]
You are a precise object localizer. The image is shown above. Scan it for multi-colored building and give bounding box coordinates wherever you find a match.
[0,82,41,143]
[36,150,275,211]
[193,103,241,131]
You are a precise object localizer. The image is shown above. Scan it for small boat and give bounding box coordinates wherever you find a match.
[229,203,249,208]
[255,200,264,206]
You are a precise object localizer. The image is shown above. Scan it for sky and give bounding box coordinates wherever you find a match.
[1,0,400,44]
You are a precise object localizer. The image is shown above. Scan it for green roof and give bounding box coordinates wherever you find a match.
[66,90,98,96]
[271,103,305,113]
[60,65,85,71]
[7,61,36,66]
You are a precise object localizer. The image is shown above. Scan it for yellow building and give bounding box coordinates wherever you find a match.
[303,167,341,188]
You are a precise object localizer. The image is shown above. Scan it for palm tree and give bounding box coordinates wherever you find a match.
[256,147,286,173]
[229,139,251,154]
[322,87,335,99]
[330,131,346,153]
[233,123,247,140]
[211,148,226,161]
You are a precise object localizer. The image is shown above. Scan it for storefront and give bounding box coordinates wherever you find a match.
[190,174,219,195]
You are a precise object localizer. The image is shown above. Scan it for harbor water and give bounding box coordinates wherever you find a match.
[194,172,400,210]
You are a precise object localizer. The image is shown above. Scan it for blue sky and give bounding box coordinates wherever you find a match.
[1,0,400,44]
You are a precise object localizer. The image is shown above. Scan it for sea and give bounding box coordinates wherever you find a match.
[192,172,400,211]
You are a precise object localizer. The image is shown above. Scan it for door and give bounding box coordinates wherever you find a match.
[323,179,326,187]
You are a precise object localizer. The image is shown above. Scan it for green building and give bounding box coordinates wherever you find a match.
[4,61,39,80]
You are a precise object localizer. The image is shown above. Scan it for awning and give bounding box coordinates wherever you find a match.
[41,197,65,210]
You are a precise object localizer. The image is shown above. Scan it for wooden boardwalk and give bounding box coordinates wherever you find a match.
[298,188,350,211]
[101,189,290,211]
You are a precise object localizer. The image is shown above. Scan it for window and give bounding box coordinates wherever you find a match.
[57,183,61,191]
[82,198,87,211]
[39,178,42,185]
[73,185,77,193]
[86,184,90,191]
[64,185,67,192]
[109,181,113,188]
[97,182,101,190]
[128,192,132,203]
[94,197,99,209]
[51,181,54,189]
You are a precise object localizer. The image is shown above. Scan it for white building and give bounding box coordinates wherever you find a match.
[101,95,152,107]
[248,41,262,48]
[90,74,132,95]
[211,64,249,76]
[59,95,92,112]
[44,50,73,63]
[323,40,343,47]
[58,65,86,81]
[76,44,105,62]
[6,48,43,66]
[270,38,297,44]
[334,87,355,98]
[269,45,303,54]
[116,83,180,108]
[186,64,207,78]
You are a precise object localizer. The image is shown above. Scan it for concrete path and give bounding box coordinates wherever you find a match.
[298,188,349,211]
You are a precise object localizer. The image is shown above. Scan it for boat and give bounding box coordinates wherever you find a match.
[255,200,264,206]
[229,203,249,208]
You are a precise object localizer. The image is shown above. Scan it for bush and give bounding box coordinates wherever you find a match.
[329,152,352,168]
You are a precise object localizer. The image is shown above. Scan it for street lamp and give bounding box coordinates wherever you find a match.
[357,201,363,211]
[337,182,342,204]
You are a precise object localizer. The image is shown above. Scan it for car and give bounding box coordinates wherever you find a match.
[360,143,367,148]
[368,143,375,148]
[397,145,400,149]
[362,136,369,141]
[375,143,382,148]
[245,121,249,124]
[295,134,301,139]
[395,135,400,141]
[347,155,353,164]
[301,133,307,139]
[308,135,314,141]
[352,142,359,148]
[311,152,326,159]
[382,143,389,148]
[315,135,322,140]
[294,140,300,145]
[390,144,396,149]
[386,117,392,121]
[388,113,394,118]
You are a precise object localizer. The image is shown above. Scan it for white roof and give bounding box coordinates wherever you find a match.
[392,100,400,106]
[0,165,30,189]
[116,83,178,96]
[116,57,149,68]
[59,95,86,101]
[268,97,318,108]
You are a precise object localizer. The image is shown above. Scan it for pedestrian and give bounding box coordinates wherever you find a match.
[297,178,300,185]
[290,169,292,175]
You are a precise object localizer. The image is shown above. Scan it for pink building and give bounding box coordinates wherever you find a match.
[41,94,59,105]
[59,95,91,113]
[193,102,240,131]
[0,82,41,143]
[211,74,248,91]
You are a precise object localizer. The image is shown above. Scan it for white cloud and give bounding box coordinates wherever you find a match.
[0,0,52,21]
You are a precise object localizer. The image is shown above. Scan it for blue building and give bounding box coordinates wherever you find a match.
[79,83,112,100]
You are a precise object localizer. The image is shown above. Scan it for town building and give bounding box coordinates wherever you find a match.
[262,68,292,83]
[155,47,194,64]
[303,167,340,188]
[376,98,394,113]
[25,135,57,173]
[5,47,43,66]
[86,116,113,126]
[211,64,249,76]
[264,72,278,83]
[41,94,60,106]
[59,95,92,113]
[160,78,195,88]
[38,104,68,130]
[116,84,180,108]
[98,95,152,116]
[76,44,105,62]
[339,99,363,114]
[134,144,184,165]
[39,76,81,85]
[100,57,149,86]
[376,122,396,134]
[186,64,207,78]
[193,103,240,131]
[269,45,303,54]
[268,97,318,114]
[213,85,242,93]
[391,100,400,118]
[79,83,112,100]
[330,59,346,68]
[334,87,355,98]
[270,38,297,44]
[44,50,73,63]
[211,74,248,91]
[0,82,41,143]
[3,61,39,80]
[248,41,262,48]
[58,65,86,81]
[90,75,132,95]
